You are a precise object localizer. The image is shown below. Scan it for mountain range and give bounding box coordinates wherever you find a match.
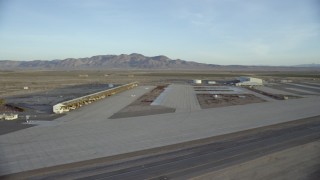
[294,64,320,67]
[0,53,319,71]
[0,53,217,70]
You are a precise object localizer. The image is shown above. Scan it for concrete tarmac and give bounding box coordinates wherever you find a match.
[155,84,201,112]
[2,116,320,179]
[1,85,320,175]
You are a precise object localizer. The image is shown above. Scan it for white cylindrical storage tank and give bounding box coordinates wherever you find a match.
[193,79,202,84]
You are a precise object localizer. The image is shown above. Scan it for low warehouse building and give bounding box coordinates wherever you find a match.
[207,81,216,85]
[53,82,138,114]
[236,77,263,86]
[193,79,202,84]
[0,113,18,120]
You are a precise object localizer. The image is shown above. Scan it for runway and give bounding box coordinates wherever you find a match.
[3,116,320,179]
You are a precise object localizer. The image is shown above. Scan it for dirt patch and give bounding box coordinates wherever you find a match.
[136,85,167,105]
[197,94,266,109]
[0,104,23,113]
[110,85,175,119]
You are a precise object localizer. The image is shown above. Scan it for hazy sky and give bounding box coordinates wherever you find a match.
[0,0,319,65]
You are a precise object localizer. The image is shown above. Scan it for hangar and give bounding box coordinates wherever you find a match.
[53,82,138,114]
[236,77,263,86]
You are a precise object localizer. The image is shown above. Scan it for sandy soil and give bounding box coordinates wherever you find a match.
[197,94,266,109]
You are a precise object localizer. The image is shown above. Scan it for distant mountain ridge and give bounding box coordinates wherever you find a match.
[0,53,319,71]
[0,53,218,69]
[294,64,320,67]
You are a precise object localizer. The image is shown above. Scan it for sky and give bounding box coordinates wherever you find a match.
[0,0,319,65]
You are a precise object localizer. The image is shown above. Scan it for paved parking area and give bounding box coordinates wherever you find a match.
[269,83,316,96]
[255,86,296,95]
[287,83,320,90]
[1,85,320,175]
[54,85,154,124]
[153,84,201,112]
[194,86,246,94]
[286,88,319,95]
